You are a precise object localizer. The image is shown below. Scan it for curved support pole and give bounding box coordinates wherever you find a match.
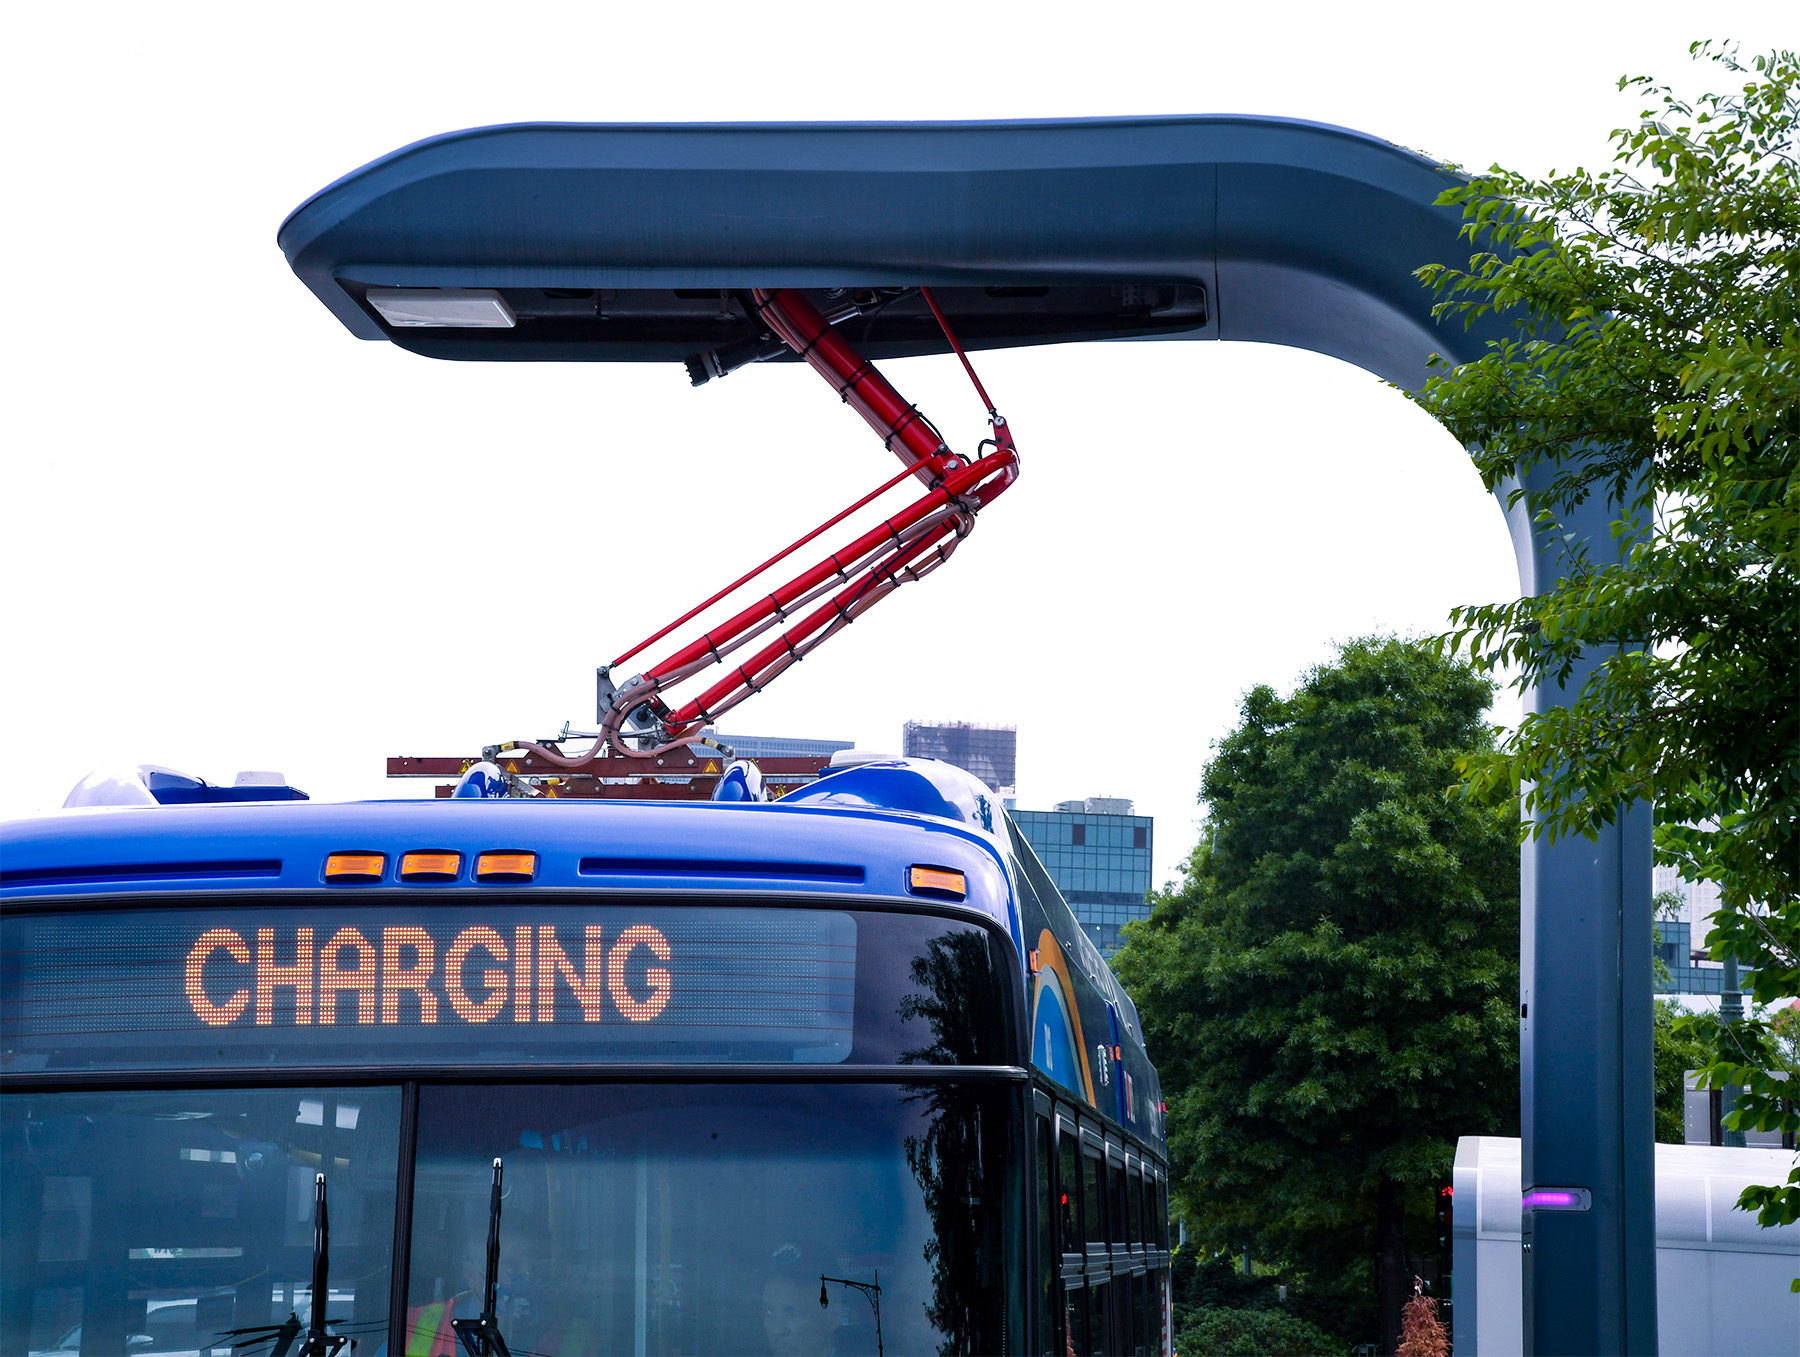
[1507,469,1658,1357]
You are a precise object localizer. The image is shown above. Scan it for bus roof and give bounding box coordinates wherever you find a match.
[0,792,1019,945]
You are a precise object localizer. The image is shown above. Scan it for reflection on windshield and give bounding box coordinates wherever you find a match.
[899,929,1010,1356]
[404,1082,1008,1356]
[0,1088,400,1357]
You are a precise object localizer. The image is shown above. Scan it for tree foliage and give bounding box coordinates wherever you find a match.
[1174,1304,1350,1357]
[1652,996,1710,1144]
[1396,1279,1449,1357]
[1113,637,1518,1350]
[1678,1001,1800,1231]
[1409,42,1799,1232]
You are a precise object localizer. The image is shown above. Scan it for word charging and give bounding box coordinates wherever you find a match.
[184,923,673,1028]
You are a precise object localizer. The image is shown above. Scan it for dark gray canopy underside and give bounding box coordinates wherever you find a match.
[278,115,1495,388]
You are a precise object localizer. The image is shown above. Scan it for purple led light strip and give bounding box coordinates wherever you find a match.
[1522,1187,1592,1211]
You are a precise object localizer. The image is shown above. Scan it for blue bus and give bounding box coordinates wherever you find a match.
[1,757,1170,1357]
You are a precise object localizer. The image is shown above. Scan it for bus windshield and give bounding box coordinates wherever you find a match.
[1,1086,403,1357]
[1,1081,1013,1357]
[2,899,1021,1355]
[407,1081,1010,1356]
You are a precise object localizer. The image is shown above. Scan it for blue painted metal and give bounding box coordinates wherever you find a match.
[1511,467,1658,1355]
[450,760,508,798]
[278,114,1474,387]
[273,116,1656,1353]
[1031,961,1086,1099]
[710,758,765,802]
[1,786,1008,926]
[779,757,997,834]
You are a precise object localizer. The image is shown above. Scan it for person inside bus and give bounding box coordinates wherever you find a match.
[762,1242,846,1357]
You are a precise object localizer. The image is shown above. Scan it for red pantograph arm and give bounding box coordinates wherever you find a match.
[589,288,1018,757]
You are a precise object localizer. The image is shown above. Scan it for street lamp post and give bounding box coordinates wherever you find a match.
[1719,955,1746,1148]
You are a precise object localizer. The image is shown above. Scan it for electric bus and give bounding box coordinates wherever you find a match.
[1,756,1170,1357]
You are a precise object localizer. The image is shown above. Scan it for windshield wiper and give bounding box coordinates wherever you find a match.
[298,1173,349,1356]
[452,1158,513,1357]
[224,1173,344,1356]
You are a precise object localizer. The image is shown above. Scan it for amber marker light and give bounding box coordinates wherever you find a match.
[476,852,537,882]
[909,865,966,899]
[400,852,462,882]
[324,853,385,883]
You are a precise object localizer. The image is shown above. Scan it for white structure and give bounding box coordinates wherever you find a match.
[1655,862,1725,937]
[1454,1136,1799,1356]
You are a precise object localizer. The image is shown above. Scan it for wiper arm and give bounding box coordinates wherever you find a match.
[298,1173,348,1357]
[226,1174,345,1356]
[216,1171,346,1357]
[452,1158,513,1357]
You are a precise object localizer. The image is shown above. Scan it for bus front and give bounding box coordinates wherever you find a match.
[1,786,1026,1357]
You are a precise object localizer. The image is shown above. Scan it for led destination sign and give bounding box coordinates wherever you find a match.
[181,921,681,1027]
[2,904,856,1071]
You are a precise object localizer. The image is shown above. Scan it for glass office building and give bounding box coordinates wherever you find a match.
[1652,863,1753,997]
[1013,799,1153,957]
[712,731,855,760]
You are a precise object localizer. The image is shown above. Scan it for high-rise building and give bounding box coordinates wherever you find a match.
[1013,798,1153,957]
[1652,862,1746,997]
[901,721,1016,797]
[1056,796,1133,816]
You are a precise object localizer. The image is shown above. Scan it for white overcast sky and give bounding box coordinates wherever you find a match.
[3,2,1789,885]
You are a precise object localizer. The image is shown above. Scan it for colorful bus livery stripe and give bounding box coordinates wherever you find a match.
[1029,928,1095,1104]
[2,904,858,1067]
[184,922,674,1027]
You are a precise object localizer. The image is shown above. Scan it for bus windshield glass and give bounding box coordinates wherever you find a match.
[1,1086,403,1357]
[2,903,1008,1072]
[2,1080,1014,1356]
[406,1081,1011,1356]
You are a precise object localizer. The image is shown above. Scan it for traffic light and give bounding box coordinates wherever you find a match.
[1436,1184,1454,1261]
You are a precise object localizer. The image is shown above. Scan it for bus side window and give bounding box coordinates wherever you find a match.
[1058,1122,1080,1255]
[1082,1142,1106,1249]
[1068,1284,1090,1357]
[1085,1279,1111,1357]
[1157,1175,1170,1250]
[1126,1162,1142,1246]
[1036,1115,1057,1356]
[1107,1153,1126,1249]
[1123,1271,1140,1356]
[1133,1271,1153,1357]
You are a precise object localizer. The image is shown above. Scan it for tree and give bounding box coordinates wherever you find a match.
[1651,892,1711,1146]
[1396,1278,1449,1357]
[1653,996,1709,1144]
[1409,43,1799,1230]
[1174,1304,1350,1357]
[1113,637,1518,1355]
